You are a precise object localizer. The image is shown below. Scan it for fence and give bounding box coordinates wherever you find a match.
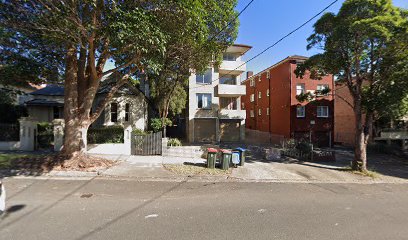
[133,131,162,155]
[88,126,124,144]
[0,123,20,141]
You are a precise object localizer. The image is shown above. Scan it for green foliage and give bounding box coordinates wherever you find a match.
[37,122,53,149]
[150,118,172,133]
[167,138,182,147]
[87,126,124,144]
[0,90,27,123]
[132,128,152,136]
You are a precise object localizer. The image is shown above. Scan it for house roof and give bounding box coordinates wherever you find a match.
[30,84,64,96]
[25,99,64,107]
[242,55,309,83]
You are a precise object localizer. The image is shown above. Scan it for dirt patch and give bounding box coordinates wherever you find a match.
[163,163,232,176]
[9,154,117,174]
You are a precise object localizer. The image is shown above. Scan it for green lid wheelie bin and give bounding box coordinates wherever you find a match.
[235,147,247,166]
[206,148,218,169]
[220,149,232,170]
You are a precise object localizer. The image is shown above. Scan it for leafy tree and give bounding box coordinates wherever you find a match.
[1,0,239,157]
[296,0,408,172]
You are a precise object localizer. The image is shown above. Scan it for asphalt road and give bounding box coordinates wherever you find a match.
[1,178,408,240]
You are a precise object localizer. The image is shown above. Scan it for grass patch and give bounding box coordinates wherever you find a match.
[0,154,32,169]
[340,166,380,178]
[163,163,232,176]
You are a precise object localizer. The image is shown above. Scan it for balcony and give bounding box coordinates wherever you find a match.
[217,84,246,97]
[219,60,246,75]
[218,109,246,119]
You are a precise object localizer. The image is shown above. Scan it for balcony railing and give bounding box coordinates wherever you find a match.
[218,109,246,119]
[219,60,246,74]
[217,84,246,97]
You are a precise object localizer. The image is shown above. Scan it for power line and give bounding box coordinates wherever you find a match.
[191,0,339,89]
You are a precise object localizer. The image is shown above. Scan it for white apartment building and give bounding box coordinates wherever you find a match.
[187,44,252,143]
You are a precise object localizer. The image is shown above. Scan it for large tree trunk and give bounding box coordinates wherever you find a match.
[352,100,368,172]
[62,46,82,157]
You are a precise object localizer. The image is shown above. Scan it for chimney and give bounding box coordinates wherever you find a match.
[246,71,253,79]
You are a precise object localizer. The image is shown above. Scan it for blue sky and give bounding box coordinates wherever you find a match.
[236,0,408,74]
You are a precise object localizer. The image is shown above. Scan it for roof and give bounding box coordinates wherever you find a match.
[30,84,64,96]
[25,99,64,107]
[226,44,252,55]
[242,55,309,83]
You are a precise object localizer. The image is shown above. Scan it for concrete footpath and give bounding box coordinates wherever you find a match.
[80,153,408,183]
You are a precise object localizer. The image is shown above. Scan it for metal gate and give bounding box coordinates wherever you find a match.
[133,131,162,155]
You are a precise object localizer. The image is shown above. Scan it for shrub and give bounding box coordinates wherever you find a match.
[133,128,152,136]
[88,126,124,144]
[367,142,404,156]
[167,138,182,147]
[150,118,172,133]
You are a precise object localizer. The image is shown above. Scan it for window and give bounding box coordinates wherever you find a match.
[197,93,212,109]
[266,71,270,79]
[296,84,305,95]
[296,106,305,118]
[250,110,254,118]
[266,108,270,115]
[110,102,118,122]
[223,53,237,61]
[267,89,270,97]
[196,69,212,84]
[317,84,329,96]
[241,102,245,110]
[317,106,329,118]
[258,76,261,82]
[258,108,262,116]
[53,106,61,119]
[220,75,236,85]
[220,97,237,110]
[125,103,130,122]
[250,94,255,102]
[250,79,255,87]
[258,91,262,99]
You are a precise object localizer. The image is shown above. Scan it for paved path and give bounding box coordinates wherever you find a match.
[1,178,408,240]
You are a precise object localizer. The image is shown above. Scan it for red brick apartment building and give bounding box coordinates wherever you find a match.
[241,55,335,147]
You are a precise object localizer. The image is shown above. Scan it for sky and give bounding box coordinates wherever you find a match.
[236,0,408,74]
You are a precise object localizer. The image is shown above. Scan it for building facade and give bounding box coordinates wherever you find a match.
[242,55,335,147]
[187,44,252,143]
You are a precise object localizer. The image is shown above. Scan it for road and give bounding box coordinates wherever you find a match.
[1,178,408,240]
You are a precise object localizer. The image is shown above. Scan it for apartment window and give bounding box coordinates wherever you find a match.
[197,93,212,109]
[223,53,237,61]
[258,91,262,99]
[220,75,236,85]
[242,102,245,110]
[258,76,261,82]
[250,94,255,102]
[296,83,305,95]
[258,108,262,116]
[196,69,212,84]
[296,106,305,118]
[125,103,130,122]
[220,97,237,110]
[266,71,270,79]
[110,102,118,122]
[317,84,329,96]
[317,106,329,118]
[267,89,270,97]
[250,110,254,118]
[250,79,255,87]
[266,108,270,115]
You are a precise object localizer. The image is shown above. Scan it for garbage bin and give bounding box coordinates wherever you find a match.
[206,148,218,169]
[235,147,247,166]
[220,149,232,170]
[231,151,240,167]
